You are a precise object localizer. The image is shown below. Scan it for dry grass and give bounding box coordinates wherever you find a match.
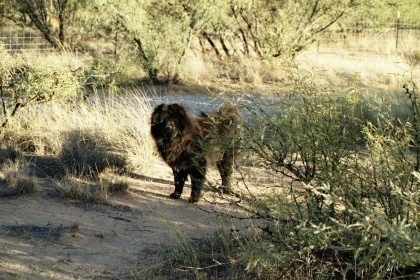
[178,31,419,95]
[296,31,419,91]
[53,171,130,204]
[131,224,252,280]
[3,90,156,171]
[318,29,419,55]
[295,49,414,90]
[0,157,38,198]
[59,129,128,177]
[1,87,156,202]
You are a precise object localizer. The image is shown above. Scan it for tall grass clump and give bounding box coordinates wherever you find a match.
[0,148,38,197]
[2,87,153,202]
[53,173,129,204]
[3,90,154,170]
[59,129,127,177]
[237,76,419,279]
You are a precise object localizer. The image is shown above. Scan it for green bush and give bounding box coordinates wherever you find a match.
[83,56,120,90]
[243,78,364,183]
[239,78,419,279]
[0,46,81,127]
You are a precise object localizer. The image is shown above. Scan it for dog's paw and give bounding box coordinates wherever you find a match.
[188,196,199,203]
[218,186,231,194]
[169,192,181,199]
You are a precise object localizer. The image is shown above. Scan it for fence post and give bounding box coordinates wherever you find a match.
[396,11,400,53]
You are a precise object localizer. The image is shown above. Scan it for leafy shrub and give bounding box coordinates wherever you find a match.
[83,56,120,90]
[242,77,364,183]
[0,46,81,127]
[239,77,419,279]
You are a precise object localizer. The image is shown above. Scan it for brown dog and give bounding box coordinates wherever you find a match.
[150,101,240,203]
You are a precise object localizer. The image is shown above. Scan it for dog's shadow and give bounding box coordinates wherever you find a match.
[125,172,174,186]
[125,171,224,194]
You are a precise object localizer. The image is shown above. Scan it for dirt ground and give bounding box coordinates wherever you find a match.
[0,160,264,280]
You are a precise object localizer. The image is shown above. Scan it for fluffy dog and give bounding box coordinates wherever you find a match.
[150,100,240,203]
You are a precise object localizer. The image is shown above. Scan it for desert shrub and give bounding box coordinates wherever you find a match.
[238,78,419,279]
[242,77,364,183]
[358,89,412,129]
[83,56,120,91]
[0,46,81,127]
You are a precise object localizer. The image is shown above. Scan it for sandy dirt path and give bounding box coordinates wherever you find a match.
[0,162,256,279]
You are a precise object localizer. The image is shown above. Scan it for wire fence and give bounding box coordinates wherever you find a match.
[1,25,419,55]
[0,28,53,53]
[316,26,419,54]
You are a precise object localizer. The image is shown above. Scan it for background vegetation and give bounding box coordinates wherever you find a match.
[1,0,419,84]
[0,0,419,279]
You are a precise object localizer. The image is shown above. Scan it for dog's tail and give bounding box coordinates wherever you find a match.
[199,99,239,120]
[217,99,238,118]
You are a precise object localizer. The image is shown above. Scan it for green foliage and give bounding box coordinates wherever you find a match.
[244,77,364,183]
[83,56,119,90]
[0,46,80,127]
[82,0,372,82]
[90,0,228,83]
[342,0,420,27]
[144,0,227,81]
[240,77,419,278]
[223,0,361,57]
[2,1,418,83]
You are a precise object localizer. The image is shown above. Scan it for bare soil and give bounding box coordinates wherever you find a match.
[0,161,262,279]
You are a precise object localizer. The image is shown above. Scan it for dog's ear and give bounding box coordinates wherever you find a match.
[169,104,191,132]
[151,104,167,124]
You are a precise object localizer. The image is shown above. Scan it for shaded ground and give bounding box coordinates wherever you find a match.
[0,161,261,279]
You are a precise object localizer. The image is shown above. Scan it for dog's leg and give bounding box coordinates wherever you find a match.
[217,151,234,193]
[170,169,188,199]
[188,165,206,203]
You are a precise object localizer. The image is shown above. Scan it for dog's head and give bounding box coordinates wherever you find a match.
[150,103,191,140]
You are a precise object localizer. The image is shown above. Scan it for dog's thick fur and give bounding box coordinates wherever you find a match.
[150,101,240,203]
